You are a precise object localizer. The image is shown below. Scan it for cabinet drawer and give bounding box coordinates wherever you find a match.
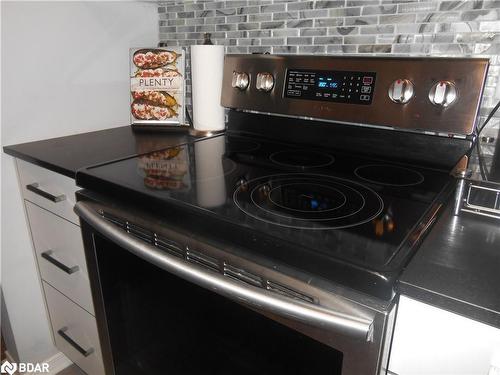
[44,282,105,375]
[17,159,79,224]
[27,201,94,315]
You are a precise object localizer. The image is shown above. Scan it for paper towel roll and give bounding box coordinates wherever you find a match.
[191,45,226,132]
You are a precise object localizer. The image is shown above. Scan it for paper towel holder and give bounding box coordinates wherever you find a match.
[189,36,226,138]
[185,99,224,137]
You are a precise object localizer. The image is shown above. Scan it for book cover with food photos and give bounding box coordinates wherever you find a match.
[130,47,185,127]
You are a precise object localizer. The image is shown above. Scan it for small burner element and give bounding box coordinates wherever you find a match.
[270,150,335,169]
[354,164,425,187]
[234,173,383,230]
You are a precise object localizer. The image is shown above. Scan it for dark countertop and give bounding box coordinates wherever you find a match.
[399,138,500,329]
[399,203,500,329]
[3,126,194,178]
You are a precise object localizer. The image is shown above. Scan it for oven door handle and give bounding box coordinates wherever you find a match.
[75,201,374,342]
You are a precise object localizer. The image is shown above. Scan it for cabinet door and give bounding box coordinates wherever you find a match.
[17,159,79,224]
[389,296,500,375]
[27,201,94,315]
[44,282,105,375]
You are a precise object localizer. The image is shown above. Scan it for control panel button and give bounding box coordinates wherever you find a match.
[256,72,275,92]
[388,79,414,104]
[363,76,373,85]
[428,80,458,107]
[232,71,250,90]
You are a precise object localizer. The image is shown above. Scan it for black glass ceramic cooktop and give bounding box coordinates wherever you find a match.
[78,134,452,276]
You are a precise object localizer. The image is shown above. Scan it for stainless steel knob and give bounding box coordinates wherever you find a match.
[256,72,274,92]
[231,71,249,90]
[388,79,414,104]
[428,81,458,107]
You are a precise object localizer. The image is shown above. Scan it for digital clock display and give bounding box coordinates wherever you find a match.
[317,78,339,89]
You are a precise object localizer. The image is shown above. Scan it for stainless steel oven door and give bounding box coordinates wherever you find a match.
[76,200,395,375]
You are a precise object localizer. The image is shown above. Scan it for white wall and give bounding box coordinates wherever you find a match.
[1,1,158,363]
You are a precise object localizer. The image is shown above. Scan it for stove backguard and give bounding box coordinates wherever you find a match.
[221,55,489,138]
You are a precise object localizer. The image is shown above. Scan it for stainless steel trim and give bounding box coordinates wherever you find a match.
[75,201,374,341]
[454,178,466,216]
[266,280,315,304]
[461,208,500,219]
[154,234,184,258]
[453,169,472,216]
[223,262,263,288]
[465,184,500,215]
[186,248,219,271]
[41,250,79,274]
[26,183,66,202]
[57,327,94,357]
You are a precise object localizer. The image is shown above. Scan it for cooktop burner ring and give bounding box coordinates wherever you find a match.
[250,182,364,222]
[267,182,347,213]
[234,173,384,230]
[269,150,335,169]
[354,164,425,187]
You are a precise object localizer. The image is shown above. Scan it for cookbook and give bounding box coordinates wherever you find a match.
[130,47,186,128]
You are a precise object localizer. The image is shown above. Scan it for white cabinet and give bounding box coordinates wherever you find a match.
[17,159,104,374]
[17,159,79,225]
[44,282,105,375]
[388,295,500,375]
[26,201,94,314]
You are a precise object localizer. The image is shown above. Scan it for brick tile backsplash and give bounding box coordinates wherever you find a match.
[158,0,500,135]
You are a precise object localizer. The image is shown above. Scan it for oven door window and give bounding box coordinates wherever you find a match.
[93,234,343,374]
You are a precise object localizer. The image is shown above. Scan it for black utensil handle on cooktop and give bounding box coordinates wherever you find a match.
[57,327,94,357]
[26,183,66,203]
[75,201,374,342]
[41,250,79,274]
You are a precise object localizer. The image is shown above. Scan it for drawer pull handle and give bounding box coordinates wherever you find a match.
[57,327,94,357]
[41,251,79,274]
[26,183,66,203]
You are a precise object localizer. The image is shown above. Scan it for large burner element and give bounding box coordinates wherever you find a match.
[354,164,425,187]
[234,174,383,230]
[270,150,335,169]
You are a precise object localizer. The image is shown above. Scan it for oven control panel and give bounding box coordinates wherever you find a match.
[284,69,376,105]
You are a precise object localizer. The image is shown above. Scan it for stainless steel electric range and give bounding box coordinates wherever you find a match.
[74,55,489,375]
